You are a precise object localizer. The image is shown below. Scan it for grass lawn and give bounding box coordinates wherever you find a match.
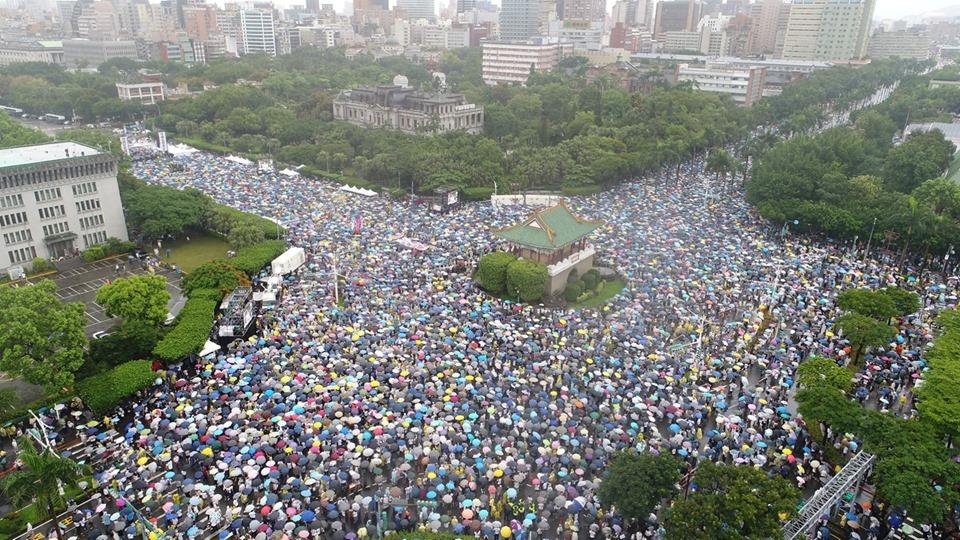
[570,278,626,309]
[164,233,230,273]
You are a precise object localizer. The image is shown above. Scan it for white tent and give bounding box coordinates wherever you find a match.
[280,168,300,177]
[199,340,221,359]
[339,185,377,197]
[226,155,254,166]
[167,143,197,156]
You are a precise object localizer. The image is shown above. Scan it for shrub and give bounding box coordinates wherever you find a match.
[463,186,494,201]
[299,166,375,190]
[152,297,217,361]
[475,252,517,294]
[188,288,224,302]
[172,136,232,154]
[76,360,156,414]
[506,259,548,303]
[82,245,106,262]
[182,260,248,297]
[102,237,135,256]
[29,257,51,274]
[206,204,280,238]
[581,270,599,290]
[88,322,162,369]
[561,184,603,196]
[229,239,286,275]
[564,282,583,302]
[387,187,408,199]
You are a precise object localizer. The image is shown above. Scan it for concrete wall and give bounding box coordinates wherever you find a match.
[490,193,563,207]
[547,252,595,296]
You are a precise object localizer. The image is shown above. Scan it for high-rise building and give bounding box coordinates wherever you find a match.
[306,0,321,13]
[746,0,783,56]
[239,9,276,56]
[868,27,931,60]
[499,0,542,40]
[457,0,477,14]
[182,4,218,41]
[780,0,875,61]
[397,0,435,19]
[557,0,604,21]
[654,1,702,38]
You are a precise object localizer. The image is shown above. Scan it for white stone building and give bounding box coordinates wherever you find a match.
[333,86,484,135]
[0,142,128,274]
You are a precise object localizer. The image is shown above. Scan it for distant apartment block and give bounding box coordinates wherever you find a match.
[779,0,875,61]
[63,39,138,67]
[333,86,484,135]
[868,27,931,60]
[481,39,571,85]
[675,63,766,106]
[239,9,276,56]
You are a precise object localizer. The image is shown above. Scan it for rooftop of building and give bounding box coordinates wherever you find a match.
[338,85,472,106]
[493,201,602,250]
[0,142,102,170]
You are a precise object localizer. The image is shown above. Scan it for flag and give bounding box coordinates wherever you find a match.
[353,215,362,235]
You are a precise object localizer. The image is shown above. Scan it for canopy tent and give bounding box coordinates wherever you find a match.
[339,185,377,198]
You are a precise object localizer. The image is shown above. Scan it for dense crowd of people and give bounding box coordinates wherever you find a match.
[7,143,955,540]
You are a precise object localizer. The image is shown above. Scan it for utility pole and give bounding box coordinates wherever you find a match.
[862,217,877,262]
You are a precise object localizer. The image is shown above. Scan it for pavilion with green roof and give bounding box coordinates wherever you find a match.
[493,201,602,295]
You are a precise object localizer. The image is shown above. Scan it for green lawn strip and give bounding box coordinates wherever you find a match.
[163,233,231,273]
[0,477,95,539]
[570,278,626,309]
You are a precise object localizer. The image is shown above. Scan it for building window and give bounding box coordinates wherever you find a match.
[0,194,23,209]
[38,204,66,220]
[34,187,62,202]
[0,211,27,228]
[71,182,98,196]
[2,228,32,245]
[7,245,37,264]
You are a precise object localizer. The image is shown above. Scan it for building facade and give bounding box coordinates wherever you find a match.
[62,39,138,67]
[499,0,542,41]
[239,9,276,56]
[654,0,702,38]
[397,0,435,19]
[0,41,65,66]
[116,81,165,104]
[481,39,570,85]
[333,86,484,135]
[780,0,875,61]
[868,27,931,60]
[0,142,128,275]
[675,63,766,106]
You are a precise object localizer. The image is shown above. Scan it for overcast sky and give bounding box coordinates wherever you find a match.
[205,0,959,21]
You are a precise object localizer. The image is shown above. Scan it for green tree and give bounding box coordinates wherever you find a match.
[0,280,86,392]
[664,462,799,540]
[1,437,89,540]
[87,321,163,369]
[836,288,897,321]
[835,313,895,363]
[227,223,266,250]
[474,252,517,295]
[125,185,208,239]
[878,287,920,317]
[95,274,171,327]
[182,260,248,297]
[796,356,852,393]
[882,130,955,193]
[505,259,549,303]
[597,451,680,522]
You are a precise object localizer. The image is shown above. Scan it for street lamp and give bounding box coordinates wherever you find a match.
[862,217,878,262]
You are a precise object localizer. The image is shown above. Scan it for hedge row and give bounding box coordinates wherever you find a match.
[229,239,286,274]
[561,184,603,196]
[152,297,218,361]
[462,187,494,201]
[82,237,136,262]
[76,360,156,414]
[172,136,234,155]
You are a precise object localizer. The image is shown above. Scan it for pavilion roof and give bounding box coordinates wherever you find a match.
[493,201,602,250]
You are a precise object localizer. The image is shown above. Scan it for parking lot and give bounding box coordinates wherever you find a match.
[32,258,185,337]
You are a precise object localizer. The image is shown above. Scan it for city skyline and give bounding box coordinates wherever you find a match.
[193,0,959,20]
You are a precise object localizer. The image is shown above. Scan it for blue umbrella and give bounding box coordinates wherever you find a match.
[669,423,681,433]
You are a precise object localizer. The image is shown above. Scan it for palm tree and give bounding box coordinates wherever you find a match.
[1,437,89,540]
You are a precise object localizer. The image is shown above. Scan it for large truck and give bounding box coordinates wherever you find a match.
[271,247,306,276]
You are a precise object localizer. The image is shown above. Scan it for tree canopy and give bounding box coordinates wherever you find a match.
[598,451,681,523]
[0,280,87,392]
[95,274,171,327]
[663,462,799,540]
